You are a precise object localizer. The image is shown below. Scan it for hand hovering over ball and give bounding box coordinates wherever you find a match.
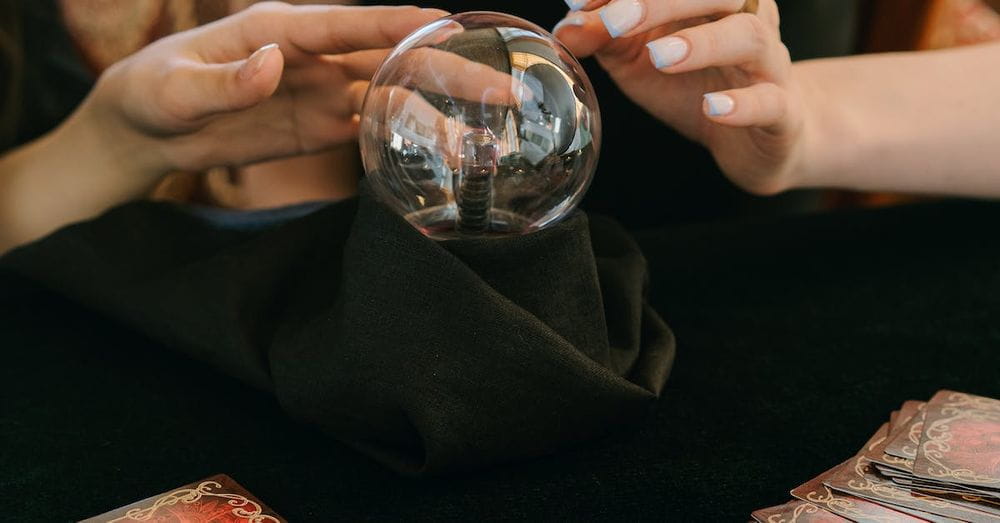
[0,3,448,253]
[553,0,801,196]
[555,1,1000,200]
[81,2,451,173]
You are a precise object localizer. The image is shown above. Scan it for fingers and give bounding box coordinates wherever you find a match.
[347,80,369,115]
[702,82,788,130]
[158,43,284,123]
[596,0,751,39]
[361,84,480,165]
[552,12,611,58]
[157,41,524,129]
[325,49,392,80]
[646,14,789,82]
[197,3,449,64]
[553,0,790,129]
[554,0,780,57]
[563,0,609,10]
[398,48,533,106]
[337,46,533,106]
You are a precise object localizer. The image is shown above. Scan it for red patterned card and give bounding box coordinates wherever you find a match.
[913,390,1000,490]
[79,474,285,523]
[750,499,849,522]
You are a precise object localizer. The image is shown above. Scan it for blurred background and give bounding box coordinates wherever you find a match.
[2,0,999,228]
[831,0,1000,210]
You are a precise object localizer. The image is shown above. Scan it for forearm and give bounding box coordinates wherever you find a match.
[792,41,1000,196]
[0,105,163,254]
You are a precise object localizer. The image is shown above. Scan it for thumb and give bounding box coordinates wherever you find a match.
[233,42,283,102]
[165,43,284,122]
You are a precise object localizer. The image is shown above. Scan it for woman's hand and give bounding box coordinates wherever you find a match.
[0,3,447,253]
[82,2,447,177]
[554,0,804,195]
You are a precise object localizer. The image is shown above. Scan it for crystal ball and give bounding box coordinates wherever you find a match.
[359,11,601,239]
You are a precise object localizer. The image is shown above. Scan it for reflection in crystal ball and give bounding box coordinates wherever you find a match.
[359,11,601,239]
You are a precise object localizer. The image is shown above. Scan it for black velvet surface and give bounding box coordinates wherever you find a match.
[4,199,1000,520]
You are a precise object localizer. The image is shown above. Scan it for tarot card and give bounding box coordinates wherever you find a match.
[890,410,901,433]
[909,487,1000,516]
[791,460,928,522]
[861,423,891,455]
[822,455,995,523]
[751,500,850,523]
[79,474,285,523]
[912,390,1000,490]
[885,410,926,460]
[886,401,922,443]
[893,476,1000,498]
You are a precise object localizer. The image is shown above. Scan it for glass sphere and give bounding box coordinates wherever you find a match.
[359,11,601,239]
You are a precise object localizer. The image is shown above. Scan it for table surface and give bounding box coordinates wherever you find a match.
[4,200,1000,521]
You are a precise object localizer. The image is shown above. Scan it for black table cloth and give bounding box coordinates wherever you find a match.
[4,198,999,520]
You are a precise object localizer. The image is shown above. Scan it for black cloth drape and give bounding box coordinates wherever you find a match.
[0,188,675,475]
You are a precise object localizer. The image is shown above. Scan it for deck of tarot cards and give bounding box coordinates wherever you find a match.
[751,390,1000,522]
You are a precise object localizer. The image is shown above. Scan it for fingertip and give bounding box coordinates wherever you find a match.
[647,36,690,71]
[348,80,370,116]
[598,0,643,38]
[422,7,451,18]
[552,14,586,36]
[259,48,284,97]
[400,6,450,24]
[242,44,284,98]
[238,43,279,80]
[703,92,735,118]
[703,83,789,129]
[225,44,283,113]
[551,14,607,58]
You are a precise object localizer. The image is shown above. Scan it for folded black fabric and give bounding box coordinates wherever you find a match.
[0,188,674,475]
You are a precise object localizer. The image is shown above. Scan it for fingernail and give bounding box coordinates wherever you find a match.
[238,42,278,81]
[704,92,735,116]
[553,14,586,34]
[647,37,689,69]
[564,0,587,10]
[600,0,643,38]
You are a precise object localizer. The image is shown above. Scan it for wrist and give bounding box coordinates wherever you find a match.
[784,66,827,190]
[785,61,863,191]
[0,100,169,253]
[66,96,171,186]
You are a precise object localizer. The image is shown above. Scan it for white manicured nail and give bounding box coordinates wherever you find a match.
[564,0,588,10]
[704,93,735,116]
[647,37,689,69]
[238,43,278,81]
[553,14,586,34]
[600,0,643,38]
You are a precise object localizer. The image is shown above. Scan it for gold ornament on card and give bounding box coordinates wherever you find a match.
[106,480,279,523]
